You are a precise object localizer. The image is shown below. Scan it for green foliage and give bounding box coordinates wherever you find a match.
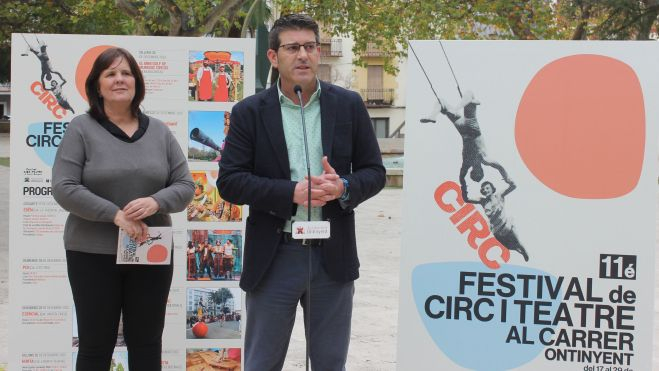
[0,158,9,167]
[0,0,132,82]
[211,287,234,307]
[1,0,656,81]
[113,0,249,37]
[557,0,659,40]
[276,0,658,74]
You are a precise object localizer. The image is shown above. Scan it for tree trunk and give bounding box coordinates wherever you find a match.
[636,0,659,40]
[571,3,592,40]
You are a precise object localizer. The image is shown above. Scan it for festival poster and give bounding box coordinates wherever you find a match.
[397,41,659,370]
[9,34,254,370]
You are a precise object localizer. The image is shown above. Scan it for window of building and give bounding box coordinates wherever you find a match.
[371,117,389,138]
[0,102,5,118]
[367,65,383,90]
[318,64,331,82]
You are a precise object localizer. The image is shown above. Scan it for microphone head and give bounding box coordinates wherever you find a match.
[293,85,302,94]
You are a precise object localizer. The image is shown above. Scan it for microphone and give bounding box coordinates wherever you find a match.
[293,85,312,223]
[294,84,312,371]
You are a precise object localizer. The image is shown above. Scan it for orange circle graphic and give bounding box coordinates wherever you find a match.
[147,244,169,263]
[75,45,114,101]
[515,54,645,199]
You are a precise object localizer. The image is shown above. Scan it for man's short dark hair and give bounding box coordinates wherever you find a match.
[268,14,320,50]
[85,47,145,122]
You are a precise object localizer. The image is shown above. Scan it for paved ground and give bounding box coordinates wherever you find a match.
[0,131,658,370]
[0,133,9,368]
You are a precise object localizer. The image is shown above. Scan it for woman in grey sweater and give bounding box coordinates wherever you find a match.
[52,47,194,370]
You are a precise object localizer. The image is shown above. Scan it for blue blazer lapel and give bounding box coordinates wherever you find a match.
[260,86,290,177]
[319,81,336,160]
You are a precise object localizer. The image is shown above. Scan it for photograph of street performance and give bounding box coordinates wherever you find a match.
[186,348,241,371]
[188,110,231,162]
[186,288,242,340]
[188,50,244,102]
[186,229,242,281]
[188,171,242,222]
[412,41,530,262]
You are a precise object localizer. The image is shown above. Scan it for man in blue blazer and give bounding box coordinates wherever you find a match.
[217,13,386,371]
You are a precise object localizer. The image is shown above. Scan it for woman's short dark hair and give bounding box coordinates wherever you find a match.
[480,181,496,195]
[85,47,145,121]
[268,14,320,50]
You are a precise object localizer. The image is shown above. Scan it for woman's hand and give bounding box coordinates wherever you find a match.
[114,210,148,242]
[123,197,160,220]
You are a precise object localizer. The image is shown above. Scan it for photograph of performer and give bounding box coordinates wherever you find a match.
[222,238,235,280]
[198,242,214,279]
[186,288,242,340]
[217,14,385,370]
[212,240,224,279]
[196,58,214,101]
[52,47,195,370]
[463,179,530,262]
[187,241,197,280]
[421,91,510,192]
[188,171,241,222]
[214,64,232,102]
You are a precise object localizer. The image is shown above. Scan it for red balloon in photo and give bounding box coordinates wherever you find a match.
[192,321,208,338]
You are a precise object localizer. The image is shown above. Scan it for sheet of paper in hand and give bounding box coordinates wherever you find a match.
[116,227,172,265]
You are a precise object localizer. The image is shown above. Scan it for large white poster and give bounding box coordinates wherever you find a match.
[397,41,658,370]
[9,34,254,370]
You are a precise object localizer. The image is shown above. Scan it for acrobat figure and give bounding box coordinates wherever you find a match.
[196,298,206,320]
[463,179,529,262]
[27,40,65,88]
[45,79,75,114]
[421,91,510,191]
[138,232,162,247]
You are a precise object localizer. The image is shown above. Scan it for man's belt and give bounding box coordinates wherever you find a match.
[281,232,323,247]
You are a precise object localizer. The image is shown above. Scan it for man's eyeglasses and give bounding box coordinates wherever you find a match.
[278,42,319,55]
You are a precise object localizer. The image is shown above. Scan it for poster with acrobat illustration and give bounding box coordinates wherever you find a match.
[397,41,659,370]
[9,34,254,370]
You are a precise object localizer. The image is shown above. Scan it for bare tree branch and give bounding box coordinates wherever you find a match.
[52,0,76,17]
[114,0,151,35]
[241,0,261,38]
[115,0,141,18]
[157,0,183,36]
[571,3,592,40]
[193,0,243,36]
[636,0,659,39]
